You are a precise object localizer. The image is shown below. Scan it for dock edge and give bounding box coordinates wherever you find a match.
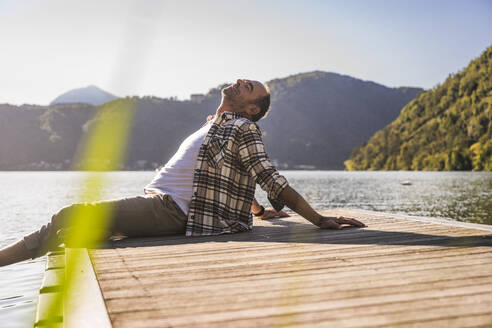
[34,248,112,328]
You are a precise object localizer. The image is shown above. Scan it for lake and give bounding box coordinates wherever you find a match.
[1,170,491,327]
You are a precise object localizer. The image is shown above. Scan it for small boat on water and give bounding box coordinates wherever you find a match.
[400,180,412,186]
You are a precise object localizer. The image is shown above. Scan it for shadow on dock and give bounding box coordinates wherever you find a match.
[102,222,492,249]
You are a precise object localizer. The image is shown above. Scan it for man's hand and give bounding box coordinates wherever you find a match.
[257,208,290,220]
[317,216,366,230]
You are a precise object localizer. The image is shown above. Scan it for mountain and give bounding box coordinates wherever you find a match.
[345,45,492,171]
[0,72,422,170]
[0,103,97,170]
[260,71,422,169]
[49,85,117,106]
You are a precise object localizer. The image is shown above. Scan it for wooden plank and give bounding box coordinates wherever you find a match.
[155,293,492,328]
[89,209,492,328]
[101,262,492,300]
[104,276,492,316]
[94,252,492,288]
[105,283,492,327]
[92,228,489,264]
[94,245,491,275]
[94,236,491,277]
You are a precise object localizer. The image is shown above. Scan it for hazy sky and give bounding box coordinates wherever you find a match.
[1,0,491,105]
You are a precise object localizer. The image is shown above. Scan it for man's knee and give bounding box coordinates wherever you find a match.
[53,201,116,235]
[51,203,85,231]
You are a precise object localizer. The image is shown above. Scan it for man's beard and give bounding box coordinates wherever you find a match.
[221,87,247,111]
[221,86,241,106]
[222,85,236,99]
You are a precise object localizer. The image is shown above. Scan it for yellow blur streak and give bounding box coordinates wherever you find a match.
[43,99,136,325]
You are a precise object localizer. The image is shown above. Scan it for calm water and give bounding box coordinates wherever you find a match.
[1,171,491,327]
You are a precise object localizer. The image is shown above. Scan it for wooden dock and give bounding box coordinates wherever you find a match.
[82,209,492,327]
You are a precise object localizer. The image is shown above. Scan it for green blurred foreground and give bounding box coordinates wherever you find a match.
[42,101,136,325]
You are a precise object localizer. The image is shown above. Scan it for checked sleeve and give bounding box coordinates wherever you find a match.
[238,123,289,211]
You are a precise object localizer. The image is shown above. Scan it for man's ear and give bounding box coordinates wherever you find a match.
[245,104,260,117]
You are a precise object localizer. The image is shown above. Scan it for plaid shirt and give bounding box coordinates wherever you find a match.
[186,112,289,236]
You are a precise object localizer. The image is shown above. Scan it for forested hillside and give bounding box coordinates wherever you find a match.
[345,45,492,171]
[0,71,421,170]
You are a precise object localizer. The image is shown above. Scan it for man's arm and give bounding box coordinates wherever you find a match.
[278,186,365,229]
[236,124,361,228]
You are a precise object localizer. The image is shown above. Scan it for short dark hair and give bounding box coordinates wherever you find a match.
[250,86,271,122]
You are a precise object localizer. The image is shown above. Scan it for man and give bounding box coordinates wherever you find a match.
[0,79,365,267]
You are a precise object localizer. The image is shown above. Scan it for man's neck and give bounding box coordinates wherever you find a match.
[216,100,252,120]
[216,99,233,116]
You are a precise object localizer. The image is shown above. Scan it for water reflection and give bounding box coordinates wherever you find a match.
[256,171,492,226]
[0,258,45,328]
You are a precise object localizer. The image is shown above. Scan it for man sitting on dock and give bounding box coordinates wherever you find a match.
[0,79,365,267]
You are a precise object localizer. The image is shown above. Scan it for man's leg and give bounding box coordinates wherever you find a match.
[104,192,188,238]
[0,193,187,267]
[0,201,112,267]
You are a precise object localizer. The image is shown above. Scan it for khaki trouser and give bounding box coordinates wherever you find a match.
[23,193,187,258]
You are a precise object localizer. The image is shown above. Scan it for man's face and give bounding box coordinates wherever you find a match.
[222,79,267,109]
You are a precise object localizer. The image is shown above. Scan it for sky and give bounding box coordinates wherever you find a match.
[1,0,491,105]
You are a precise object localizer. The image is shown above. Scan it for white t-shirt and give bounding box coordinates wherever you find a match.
[144,121,212,214]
